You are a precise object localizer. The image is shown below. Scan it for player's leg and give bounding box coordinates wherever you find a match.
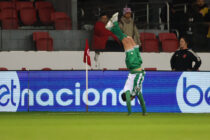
[137,91,146,115]
[122,73,136,115]
[133,72,146,115]
[105,12,127,41]
[111,22,127,41]
[125,90,132,115]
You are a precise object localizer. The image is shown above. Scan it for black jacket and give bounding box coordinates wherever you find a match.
[170,48,201,71]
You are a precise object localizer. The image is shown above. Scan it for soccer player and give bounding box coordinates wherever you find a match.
[106,12,146,115]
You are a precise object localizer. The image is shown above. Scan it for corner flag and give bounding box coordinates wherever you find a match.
[83,39,91,66]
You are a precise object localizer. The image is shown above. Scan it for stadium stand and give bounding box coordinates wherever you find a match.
[33,32,53,51]
[0,0,209,53]
[140,32,159,52]
[0,0,71,29]
[158,33,179,52]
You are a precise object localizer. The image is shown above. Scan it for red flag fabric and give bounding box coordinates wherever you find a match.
[83,39,91,66]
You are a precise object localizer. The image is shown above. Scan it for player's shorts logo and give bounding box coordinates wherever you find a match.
[176,72,210,113]
[0,72,20,112]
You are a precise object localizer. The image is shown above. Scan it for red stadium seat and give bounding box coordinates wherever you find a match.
[161,39,179,52]
[2,18,19,29]
[36,38,53,51]
[51,12,72,30]
[54,18,72,30]
[159,33,179,52]
[51,12,68,20]
[142,39,159,52]
[0,8,18,20]
[35,1,54,25]
[158,33,177,42]
[38,8,54,25]
[33,32,53,51]
[20,7,37,25]
[1,9,18,29]
[15,1,34,11]
[35,1,53,10]
[0,2,16,28]
[140,32,159,52]
[33,32,50,41]
[140,32,156,41]
[0,2,15,11]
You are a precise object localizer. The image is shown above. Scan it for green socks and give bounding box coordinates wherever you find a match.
[137,91,146,115]
[110,22,127,41]
[125,91,132,115]
[124,90,146,115]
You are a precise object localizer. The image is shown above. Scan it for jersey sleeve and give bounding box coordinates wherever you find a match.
[170,52,177,70]
[188,49,202,71]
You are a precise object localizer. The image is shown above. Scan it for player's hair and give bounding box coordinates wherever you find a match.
[121,93,126,101]
[99,12,108,17]
[180,36,189,45]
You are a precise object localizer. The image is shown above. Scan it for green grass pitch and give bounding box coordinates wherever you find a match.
[0,112,210,140]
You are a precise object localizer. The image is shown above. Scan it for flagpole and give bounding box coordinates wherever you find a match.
[86,56,88,112]
[83,38,91,113]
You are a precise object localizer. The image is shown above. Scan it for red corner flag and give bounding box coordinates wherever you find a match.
[83,39,91,66]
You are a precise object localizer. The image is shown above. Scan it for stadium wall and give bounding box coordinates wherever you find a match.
[0,30,92,51]
[0,30,170,51]
[0,51,209,71]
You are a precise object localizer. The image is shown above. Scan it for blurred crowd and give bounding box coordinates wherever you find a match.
[161,0,210,51]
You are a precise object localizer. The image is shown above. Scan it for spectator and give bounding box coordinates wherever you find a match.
[92,12,122,51]
[187,0,209,51]
[170,37,201,71]
[119,7,141,46]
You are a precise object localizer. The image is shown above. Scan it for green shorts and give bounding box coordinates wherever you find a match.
[125,48,142,70]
